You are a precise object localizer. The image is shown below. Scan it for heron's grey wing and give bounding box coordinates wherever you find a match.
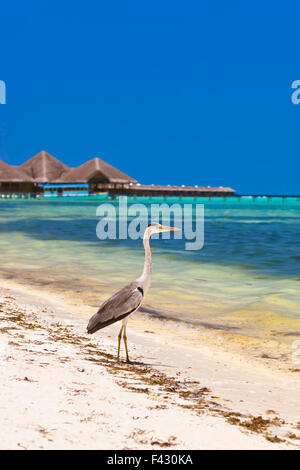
[87,282,143,334]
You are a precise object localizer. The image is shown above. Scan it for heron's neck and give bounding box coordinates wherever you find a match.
[140,234,152,288]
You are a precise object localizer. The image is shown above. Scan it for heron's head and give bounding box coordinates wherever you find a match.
[146,222,180,236]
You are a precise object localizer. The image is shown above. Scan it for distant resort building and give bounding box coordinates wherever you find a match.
[0,150,235,198]
[0,151,136,198]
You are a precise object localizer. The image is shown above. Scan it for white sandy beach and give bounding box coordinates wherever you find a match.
[0,280,299,450]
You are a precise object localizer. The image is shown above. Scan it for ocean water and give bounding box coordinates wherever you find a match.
[0,196,299,347]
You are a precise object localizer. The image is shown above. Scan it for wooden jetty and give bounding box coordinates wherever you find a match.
[100,183,235,197]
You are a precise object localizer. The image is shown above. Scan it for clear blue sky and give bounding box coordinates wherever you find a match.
[0,1,299,194]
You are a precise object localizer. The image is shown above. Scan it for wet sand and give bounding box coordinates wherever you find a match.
[0,279,299,450]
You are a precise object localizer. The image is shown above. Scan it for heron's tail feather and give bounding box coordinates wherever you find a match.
[87,323,102,334]
[87,313,105,334]
[87,313,120,334]
[87,310,133,335]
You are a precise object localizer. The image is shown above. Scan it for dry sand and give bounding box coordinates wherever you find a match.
[0,280,299,450]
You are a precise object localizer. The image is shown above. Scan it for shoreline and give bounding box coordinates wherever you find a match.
[1,271,299,377]
[0,279,299,449]
[0,251,299,365]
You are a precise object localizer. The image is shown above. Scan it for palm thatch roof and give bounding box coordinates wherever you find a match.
[0,151,136,184]
[59,157,136,184]
[0,160,32,182]
[20,151,70,183]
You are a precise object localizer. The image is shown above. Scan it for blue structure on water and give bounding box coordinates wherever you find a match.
[41,183,89,197]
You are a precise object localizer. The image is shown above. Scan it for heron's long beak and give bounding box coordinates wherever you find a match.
[159,225,181,232]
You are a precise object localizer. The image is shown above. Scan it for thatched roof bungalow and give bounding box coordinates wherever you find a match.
[0,159,34,194]
[58,157,136,185]
[0,160,30,182]
[0,150,235,197]
[20,151,70,183]
[0,151,136,195]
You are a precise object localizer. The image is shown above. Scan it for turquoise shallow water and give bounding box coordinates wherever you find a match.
[0,196,299,342]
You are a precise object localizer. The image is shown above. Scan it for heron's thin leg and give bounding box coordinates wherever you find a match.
[117,325,124,362]
[123,325,130,363]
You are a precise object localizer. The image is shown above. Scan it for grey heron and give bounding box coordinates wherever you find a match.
[87,223,180,362]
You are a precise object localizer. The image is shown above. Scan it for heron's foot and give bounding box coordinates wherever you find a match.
[126,357,131,364]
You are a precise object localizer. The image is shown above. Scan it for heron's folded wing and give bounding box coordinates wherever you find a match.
[87,283,143,333]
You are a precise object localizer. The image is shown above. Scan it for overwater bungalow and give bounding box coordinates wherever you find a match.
[0,159,36,195]
[0,150,235,198]
[0,151,136,198]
